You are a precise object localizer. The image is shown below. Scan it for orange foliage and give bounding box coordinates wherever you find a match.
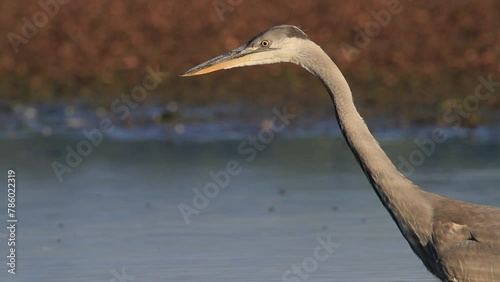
[1,0,499,121]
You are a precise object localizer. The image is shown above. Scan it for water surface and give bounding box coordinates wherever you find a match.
[0,134,499,282]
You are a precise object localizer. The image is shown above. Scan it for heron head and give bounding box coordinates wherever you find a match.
[182,25,309,77]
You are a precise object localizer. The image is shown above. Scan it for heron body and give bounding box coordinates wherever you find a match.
[183,25,500,281]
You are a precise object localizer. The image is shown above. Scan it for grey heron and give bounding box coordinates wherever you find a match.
[182,25,500,281]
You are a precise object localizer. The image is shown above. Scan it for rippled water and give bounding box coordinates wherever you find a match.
[0,133,499,281]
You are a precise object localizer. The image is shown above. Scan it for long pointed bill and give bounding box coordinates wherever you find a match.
[181,45,252,77]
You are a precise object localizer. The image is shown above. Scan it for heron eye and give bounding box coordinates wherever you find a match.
[261,40,270,47]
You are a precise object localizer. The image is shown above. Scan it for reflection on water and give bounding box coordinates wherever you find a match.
[0,135,499,282]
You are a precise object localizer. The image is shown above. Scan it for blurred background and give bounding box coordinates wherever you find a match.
[0,1,499,281]
[1,0,500,125]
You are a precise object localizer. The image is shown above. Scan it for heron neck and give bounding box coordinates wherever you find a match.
[297,42,432,241]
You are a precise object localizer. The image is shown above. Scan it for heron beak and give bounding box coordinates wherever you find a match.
[181,45,253,77]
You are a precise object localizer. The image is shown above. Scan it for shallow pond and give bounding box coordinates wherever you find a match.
[0,133,499,281]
